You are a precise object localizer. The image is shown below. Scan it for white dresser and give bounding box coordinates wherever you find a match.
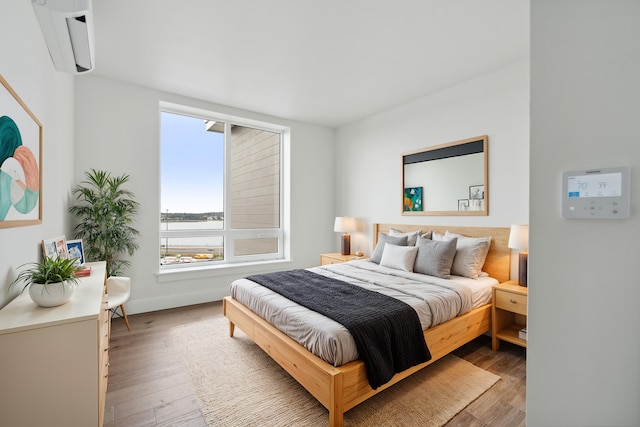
[0,261,109,427]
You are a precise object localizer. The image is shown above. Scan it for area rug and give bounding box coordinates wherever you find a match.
[171,317,500,427]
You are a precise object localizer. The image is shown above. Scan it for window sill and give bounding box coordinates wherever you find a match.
[156,258,292,283]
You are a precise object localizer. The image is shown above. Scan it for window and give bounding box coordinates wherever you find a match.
[159,103,286,269]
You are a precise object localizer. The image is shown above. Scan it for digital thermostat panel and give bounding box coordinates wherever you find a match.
[562,167,630,219]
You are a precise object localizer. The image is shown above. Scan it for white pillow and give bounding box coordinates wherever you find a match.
[443,231,492,279]
[389,228,421,246]
[379,243,419,272]
[432,231,445,241]
[371,233,408,264]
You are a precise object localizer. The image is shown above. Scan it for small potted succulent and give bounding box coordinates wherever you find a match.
[11,257,81,307]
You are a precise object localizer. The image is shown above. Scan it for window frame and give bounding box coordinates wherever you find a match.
[158,101,289,272]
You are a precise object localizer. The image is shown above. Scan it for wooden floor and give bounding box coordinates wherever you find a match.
[104,302,526,427]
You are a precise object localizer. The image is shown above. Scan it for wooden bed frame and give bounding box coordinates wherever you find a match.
[223,223,510,426]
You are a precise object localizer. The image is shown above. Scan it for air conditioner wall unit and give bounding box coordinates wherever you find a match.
[32,0,95,74]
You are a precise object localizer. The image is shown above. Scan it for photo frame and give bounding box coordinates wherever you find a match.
[469,184,485,200]
[458,199,469,211]
[403,187,423,212]
[66,239,85,265]
[0,74,43,228]
[42,236,69,260]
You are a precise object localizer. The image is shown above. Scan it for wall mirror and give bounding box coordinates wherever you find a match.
[402,135,488,216]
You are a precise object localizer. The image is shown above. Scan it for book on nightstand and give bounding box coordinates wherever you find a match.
[519,328,527,341]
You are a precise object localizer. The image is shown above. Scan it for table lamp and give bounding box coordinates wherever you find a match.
[508,224,529,286]
[334,217,356,255]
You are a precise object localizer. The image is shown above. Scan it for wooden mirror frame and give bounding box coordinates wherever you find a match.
[402,135,488,216]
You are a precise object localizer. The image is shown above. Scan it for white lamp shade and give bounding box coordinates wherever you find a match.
[508,224,529,250]
[334,216,357,233]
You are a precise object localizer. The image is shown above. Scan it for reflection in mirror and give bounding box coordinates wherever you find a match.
[402,135,488,216]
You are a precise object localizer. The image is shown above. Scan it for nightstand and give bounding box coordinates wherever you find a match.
[492,280,528,350]
[320,253,365,265]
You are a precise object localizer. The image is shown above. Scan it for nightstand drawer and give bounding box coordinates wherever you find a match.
[320,255,343,265]
[494,289,527,316]
[320,253,368,266]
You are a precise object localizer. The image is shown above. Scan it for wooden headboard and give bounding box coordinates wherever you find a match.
[373,223,511,283]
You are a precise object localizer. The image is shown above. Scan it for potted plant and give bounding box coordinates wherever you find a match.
[68,169,140,277]
[11,257,81,307]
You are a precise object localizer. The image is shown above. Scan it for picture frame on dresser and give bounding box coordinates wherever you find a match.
[66,239,85,265]
[42,235,68,260]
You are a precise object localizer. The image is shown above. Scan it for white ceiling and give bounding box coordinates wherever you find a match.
[90,0,529,128]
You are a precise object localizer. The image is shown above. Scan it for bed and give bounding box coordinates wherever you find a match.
[223,223,510,426]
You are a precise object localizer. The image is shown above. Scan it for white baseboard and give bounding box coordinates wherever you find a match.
[124,287,228,315]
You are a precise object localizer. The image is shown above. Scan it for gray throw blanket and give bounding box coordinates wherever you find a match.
[246,269,431,389]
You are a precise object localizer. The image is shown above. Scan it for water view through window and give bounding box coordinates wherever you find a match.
[160,217,224,265]
[160,105,284,268]
[160,111,224,266]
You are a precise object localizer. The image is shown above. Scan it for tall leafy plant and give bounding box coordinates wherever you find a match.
[69,169,140,277]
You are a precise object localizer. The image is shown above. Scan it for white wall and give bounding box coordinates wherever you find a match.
[335,60,530,260]
[74,75,336,314]
[529,1,640,425]
[0,2,75,308]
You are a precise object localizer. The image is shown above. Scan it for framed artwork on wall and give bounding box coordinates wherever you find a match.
[0,74,43,228]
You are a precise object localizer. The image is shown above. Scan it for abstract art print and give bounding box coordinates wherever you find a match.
[0,74,43,228]
[404,187,423,211]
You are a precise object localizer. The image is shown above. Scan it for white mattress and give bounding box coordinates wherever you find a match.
[229,259,496,366]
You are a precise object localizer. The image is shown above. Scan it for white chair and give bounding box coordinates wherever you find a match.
[106,276,131,332]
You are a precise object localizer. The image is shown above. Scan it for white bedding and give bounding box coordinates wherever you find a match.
[229,259,496,366]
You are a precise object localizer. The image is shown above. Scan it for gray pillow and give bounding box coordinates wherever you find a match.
[414,235,458,279]
[389,228,421,246]
[371,233,408,264]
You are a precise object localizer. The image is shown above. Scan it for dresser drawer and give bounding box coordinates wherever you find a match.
[99,352,109,397]
[494,289,527,315]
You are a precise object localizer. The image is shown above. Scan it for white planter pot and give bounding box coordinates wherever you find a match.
[28,281,77,307]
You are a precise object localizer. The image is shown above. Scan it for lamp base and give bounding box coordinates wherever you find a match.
[518,252,528,287]
[341,233,351,256]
